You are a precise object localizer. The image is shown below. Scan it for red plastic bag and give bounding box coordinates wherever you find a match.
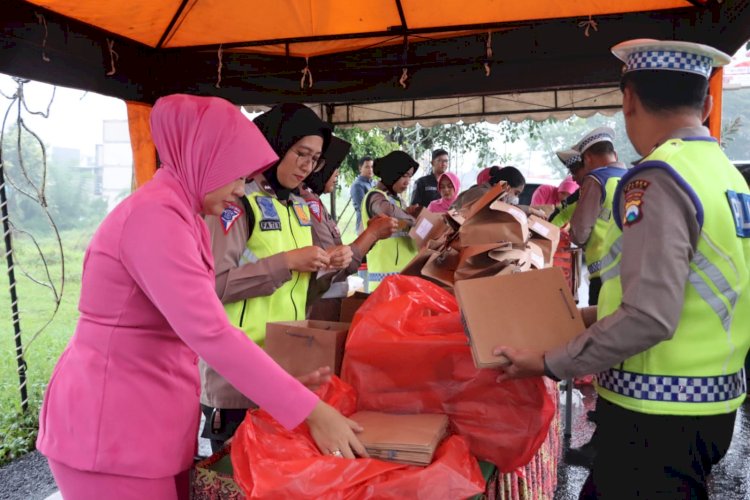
[231,377,485,499]
[341,275,555,472]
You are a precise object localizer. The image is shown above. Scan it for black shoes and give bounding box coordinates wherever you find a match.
[564,439,597,468]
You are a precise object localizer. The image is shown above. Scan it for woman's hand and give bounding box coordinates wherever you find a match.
[325,245,353,270]
[296,366,332,390]
[366,215,399,240]
[284,246,330,272]
[306,401,368,459]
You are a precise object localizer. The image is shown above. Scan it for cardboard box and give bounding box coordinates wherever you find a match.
[348,411,449,466]
[264,320,350,376]
[339,292,369,323]
[527,215,560,266]
[459,201,529,247]
[409,210,449,248]
[454,267,585,369]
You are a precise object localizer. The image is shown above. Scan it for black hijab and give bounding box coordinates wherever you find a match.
[305,136,352,195]
[373,151,418,193]
[253,103,332,199]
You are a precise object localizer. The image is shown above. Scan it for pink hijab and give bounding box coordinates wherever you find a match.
[428,172,461,213]
[150,94,278,212]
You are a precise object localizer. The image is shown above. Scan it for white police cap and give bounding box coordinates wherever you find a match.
[573,127,615,154]
[612,39,731,79]
[555,149,582,168]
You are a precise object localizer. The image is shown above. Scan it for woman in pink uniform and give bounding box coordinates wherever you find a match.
[36,94,365,499]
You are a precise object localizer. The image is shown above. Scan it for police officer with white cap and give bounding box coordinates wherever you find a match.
[494,39,750,498]
[567,128,627,306]
[548,149,583,228]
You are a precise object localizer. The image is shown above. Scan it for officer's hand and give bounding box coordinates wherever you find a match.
[297,366,332,390]
[365,215,399,240]
[285,246,330,272]
[406,204,422,217]
[325,245,353,270]
[492,346,545,382]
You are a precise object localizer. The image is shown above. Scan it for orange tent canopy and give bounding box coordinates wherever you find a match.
[28,0,690,56]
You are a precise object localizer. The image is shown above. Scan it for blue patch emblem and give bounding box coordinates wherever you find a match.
[727,190,750,238]
[256,196,281,231]
[219,203,243,234]
[256,196,279,221]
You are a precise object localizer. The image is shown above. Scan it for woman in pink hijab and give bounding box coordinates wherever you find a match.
[530,176,579,206]
[36,95,365,499]
[427,172,461,213]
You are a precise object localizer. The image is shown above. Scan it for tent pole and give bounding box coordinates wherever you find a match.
[0,153,29,412]
[708,68,723,142]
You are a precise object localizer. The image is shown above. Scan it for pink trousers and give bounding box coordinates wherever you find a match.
[47,459,189,500]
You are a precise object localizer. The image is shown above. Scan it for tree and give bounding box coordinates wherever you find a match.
[2,124,107,233]
[332,127,399,186]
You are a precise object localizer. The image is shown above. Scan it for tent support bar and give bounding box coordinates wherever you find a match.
[329,104,622,127]
[156,0,192,49]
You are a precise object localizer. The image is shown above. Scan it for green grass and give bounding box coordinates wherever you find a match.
[0,228,94,465]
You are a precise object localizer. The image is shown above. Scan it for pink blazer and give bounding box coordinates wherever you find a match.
[37,170,318,478]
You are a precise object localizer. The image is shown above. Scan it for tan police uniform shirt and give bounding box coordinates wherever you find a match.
[568,161,627,248]
[545,127,706,379]
[302,189,363,305]
[200,178,303,409]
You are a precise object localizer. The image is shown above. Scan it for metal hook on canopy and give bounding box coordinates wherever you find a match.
[300,57,313,89]
[578,15,598,37]
[484,31,493,77]
[105,39,119,76]
[34,12,51,62]
[215,44,224,89]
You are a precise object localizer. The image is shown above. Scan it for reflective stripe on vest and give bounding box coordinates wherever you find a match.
[598,368,746,403]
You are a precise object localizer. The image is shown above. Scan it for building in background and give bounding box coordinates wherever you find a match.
[96,119,132,209]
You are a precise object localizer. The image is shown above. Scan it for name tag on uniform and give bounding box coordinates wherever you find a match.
[727,190,750,238]
[256,197,281,231]
[425,186,438,191]
[292,202,312,227]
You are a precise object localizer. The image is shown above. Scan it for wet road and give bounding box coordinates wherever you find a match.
[554,385,750,499]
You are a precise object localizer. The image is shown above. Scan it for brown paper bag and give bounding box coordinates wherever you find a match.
[459,201,529,247]
[528,215,560,266]
[264,320,350,376]
[409,210,449,248]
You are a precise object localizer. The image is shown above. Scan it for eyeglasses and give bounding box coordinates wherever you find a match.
[294,150,325,172]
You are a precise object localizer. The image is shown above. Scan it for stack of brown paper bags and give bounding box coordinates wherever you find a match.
[349,411,449,466]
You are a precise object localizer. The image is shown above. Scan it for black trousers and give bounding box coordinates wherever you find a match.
[589,277,602,306]
[579,398,736,500]
[200,404,250,453]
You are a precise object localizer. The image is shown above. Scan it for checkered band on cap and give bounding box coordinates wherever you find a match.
[598,368,747,403]
[563,154,581,167]
[625,50,713,78]
[577,132,613,153]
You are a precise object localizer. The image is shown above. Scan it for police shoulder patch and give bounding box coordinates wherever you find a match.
[622,179,650,227]
[219,203,243,234]
[727,190,750,238]
[307,200,323,222]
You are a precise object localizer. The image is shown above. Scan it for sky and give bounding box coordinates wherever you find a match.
[0,75,128,159]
